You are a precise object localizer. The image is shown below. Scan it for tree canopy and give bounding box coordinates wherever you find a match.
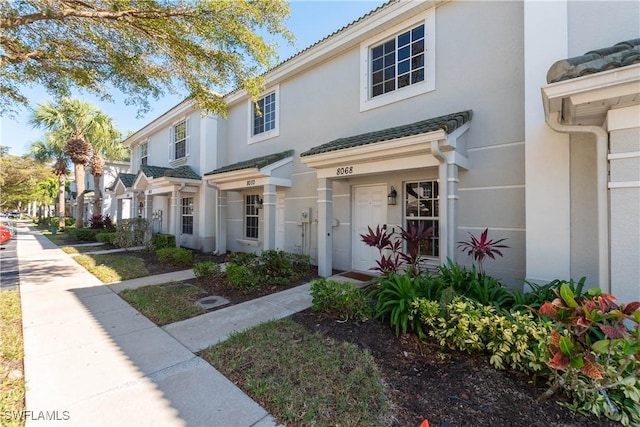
[0,152,53,212]
[0,0,292,117]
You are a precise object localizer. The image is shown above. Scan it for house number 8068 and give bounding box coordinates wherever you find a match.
[336,166,353,175]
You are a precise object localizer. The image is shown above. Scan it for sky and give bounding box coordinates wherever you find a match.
[0,0,386,157]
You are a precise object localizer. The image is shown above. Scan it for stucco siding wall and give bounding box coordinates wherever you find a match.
[569,134,599,285]
[567,1,640,55]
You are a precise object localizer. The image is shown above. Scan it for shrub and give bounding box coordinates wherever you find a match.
[70,227,100,242]
[225,263,261,292]
[193,261,222,278]
[89,214,105,229]
[156,247,193,267]
[457,227,509,275]
[228,252,259,267]
[310,278,372,321]
[65,217,75,227]
[537,284,640,425]
[113,218,150,249]
[412,296,552,374]
[372,272,432,338]
[151,233,176,250]
[95,232,116,244]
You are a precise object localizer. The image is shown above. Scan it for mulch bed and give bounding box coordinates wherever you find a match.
[290,310,619,427]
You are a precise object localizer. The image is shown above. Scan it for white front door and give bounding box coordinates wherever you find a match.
[352,184,387,272]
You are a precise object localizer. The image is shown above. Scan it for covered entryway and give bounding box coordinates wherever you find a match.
[300,111,472,277]
[352,184,387,272]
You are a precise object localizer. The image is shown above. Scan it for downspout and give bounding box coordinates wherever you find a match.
[545,111,610,293]
[206,181,220,255]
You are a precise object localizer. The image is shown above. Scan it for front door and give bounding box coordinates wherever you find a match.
[352,184,387,272]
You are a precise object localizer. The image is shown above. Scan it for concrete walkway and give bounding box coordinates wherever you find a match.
[17,225,280,427]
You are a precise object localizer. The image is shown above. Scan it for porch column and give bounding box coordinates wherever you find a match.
[217,189,227,254]
[143,193,149,219]
[317,178,333,277]
[262,184,276,251]
[170,189,179,246]
[444,163,459,261]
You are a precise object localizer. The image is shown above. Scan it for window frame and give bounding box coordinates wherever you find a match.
[169,118,190,163]
[181,197,194,235]
[404,179,440,259]
[359,8,436,112]
[244,194,260,240]
[139,141,148,166]
[247,85,280,144]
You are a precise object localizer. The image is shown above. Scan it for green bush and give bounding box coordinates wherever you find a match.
[95,232,116,244]
[65,217,76,227]
[151,233,176,250]
[156,247,193,267]
[412,296,552,374]
[225,263,261,292]
[193,261,222,278]
[310,278,372,321]
[228,252,259,267]
[371,272,433,338]
[113,218,150,249]
[70,227,100,242]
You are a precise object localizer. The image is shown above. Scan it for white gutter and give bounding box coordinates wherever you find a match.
[544,110,610,293]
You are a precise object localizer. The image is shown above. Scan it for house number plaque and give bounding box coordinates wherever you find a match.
[246,179,256,186]
[336,166,354,176]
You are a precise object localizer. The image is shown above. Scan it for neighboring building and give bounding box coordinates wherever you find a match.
[115,0,640,300]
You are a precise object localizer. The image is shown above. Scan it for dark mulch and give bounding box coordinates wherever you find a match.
[290,310,619,427]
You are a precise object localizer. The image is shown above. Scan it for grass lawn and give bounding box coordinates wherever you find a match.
[73,254,148,283]
[0,290,25,427]
[61,244,105,255]
[200,319,389,426]
[119,283,207,326]
[39,228,69,246]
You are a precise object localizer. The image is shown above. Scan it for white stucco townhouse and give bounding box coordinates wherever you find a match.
[113,0,640,300]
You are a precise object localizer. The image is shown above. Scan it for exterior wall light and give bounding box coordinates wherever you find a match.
[387,186,397,205]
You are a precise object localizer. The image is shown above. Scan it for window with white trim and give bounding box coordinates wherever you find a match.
[248,85,280,144]
[405,180,439,258]
[245,194,260,239]
[253,92,276,135]
[371,24,425,98]
[139,142,148,166]
[360,8,435,111]
[181,197,194,235]
[169,119,190,161]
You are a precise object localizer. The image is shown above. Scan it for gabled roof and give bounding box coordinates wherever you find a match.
[107,173,136,191]
[547,38,640,84]
[140,165,200,180]
[205,150,294,176]
[300,111,472,157]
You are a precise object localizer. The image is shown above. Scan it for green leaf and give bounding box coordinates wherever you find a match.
[559,336,574,355]
[591,339,610,354]
[560,283,578,308]
[569,355,584,369]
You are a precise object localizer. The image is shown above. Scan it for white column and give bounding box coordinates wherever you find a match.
[217,189,227,254]
[262,184,276,251]
[317,178,333,277]
[524,1,571,283]
[170,189,179,246]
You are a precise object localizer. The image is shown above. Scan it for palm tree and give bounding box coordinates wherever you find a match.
[89,120,125,215]
[30,99,120,227]
[31,135,69,229]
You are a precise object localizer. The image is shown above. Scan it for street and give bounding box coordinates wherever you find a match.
[0,221,20,290]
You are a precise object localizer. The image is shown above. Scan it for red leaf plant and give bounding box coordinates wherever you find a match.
[457,228,509,275]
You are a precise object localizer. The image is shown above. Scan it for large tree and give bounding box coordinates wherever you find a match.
[0,0,292,116]
[31,134,70,229]
[30,98,120,228]
[89,125,127,215]
[0,151,53,213]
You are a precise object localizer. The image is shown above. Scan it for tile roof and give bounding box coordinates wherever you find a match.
[547,38,640,84]
[106,173,136,191]
[300,111,472,157]
[205,150,295,176]
[140,165,200,180]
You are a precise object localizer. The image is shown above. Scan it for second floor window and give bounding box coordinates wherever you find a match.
[139,142,148,166]
[253,92,276,136]
[371,24,425,98]
[170,119,190,161]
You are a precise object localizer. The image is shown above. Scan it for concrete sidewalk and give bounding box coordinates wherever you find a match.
[17,225,280,427]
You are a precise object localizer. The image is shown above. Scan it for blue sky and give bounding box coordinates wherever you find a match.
[0,1,385,157]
